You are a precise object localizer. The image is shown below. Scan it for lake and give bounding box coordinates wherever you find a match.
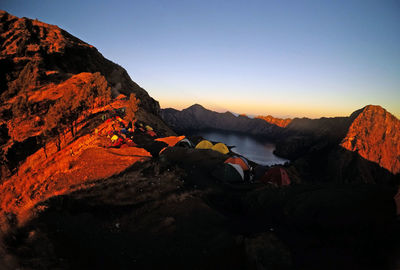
[189,130,289,166]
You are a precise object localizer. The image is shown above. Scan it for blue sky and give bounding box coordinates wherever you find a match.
[2,0,400,118]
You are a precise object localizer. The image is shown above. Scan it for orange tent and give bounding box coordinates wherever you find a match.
[155,136,186,147]
[259,167,290,186]
[224,156,250,171]
[159,146,169,155]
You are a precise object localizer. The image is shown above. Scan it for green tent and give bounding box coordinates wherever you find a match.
[212,163,244,183]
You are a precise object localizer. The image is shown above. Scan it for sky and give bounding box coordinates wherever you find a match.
[2,0,400,118]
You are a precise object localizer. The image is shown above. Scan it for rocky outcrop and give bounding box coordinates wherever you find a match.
[0,10,159,114]
[161,104,283,139]
[341,105,400,174]
[256,115,292,128]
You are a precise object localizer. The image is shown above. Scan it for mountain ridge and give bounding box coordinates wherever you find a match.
[0,10,159,114]
[161,104,284,139]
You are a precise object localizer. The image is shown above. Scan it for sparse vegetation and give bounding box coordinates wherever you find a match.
[3,61,39,100]
[43,73,112,151]
[125,93,140,124]
[11,94,29,119]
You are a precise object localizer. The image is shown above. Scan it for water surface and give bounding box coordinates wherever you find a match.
[190,130,288,166]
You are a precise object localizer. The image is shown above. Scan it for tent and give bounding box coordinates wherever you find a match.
[212,163,244,183]
[159,146,169,155]
[111,137,124,148]
[211,143,229,155]
[176,138,193,148]
[155,136,186,147]
[111,135,119,142]
[142,141,168,157]
[147,130,157,137]
[145,125,153,131]
[195,140,213,150]
[259,167,290,186]
[224,156,250,171]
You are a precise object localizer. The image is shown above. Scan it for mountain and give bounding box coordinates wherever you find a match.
[161,104,283,139]
[273,113,361,160]
[274,105,400,175]
[0,10,174,226]
[0,10,173,179]
[341,105,400,174]
[271,105,400,185]
[0,10,158,113]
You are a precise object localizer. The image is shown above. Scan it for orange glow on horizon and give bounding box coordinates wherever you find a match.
[158,99,376,119]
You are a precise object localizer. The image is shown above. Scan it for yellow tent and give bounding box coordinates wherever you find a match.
[145,125,153,131]
[211,143,229,155]
[195,140,213,150]
[111,135,119,142]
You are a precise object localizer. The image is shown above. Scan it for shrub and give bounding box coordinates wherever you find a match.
[125,93,140,124]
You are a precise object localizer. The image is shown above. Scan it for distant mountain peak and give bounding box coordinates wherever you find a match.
[186,104,206,110]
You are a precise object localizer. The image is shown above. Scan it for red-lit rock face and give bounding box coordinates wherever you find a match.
[341,105,400,174]
[256,115,292,128]
[0,11,93,58]
[0,10,160,114]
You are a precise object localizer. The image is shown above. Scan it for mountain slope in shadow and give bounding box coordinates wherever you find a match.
[161,104,284,139]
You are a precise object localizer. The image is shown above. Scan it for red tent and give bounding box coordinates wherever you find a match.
[146,130,157,137]
[259,167,290,186]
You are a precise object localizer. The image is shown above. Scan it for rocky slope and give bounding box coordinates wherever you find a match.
[274,105,400,175]
[273,105,400,184]
[161,104,283,139]
[0,10,173,179]
[341,105,400,174]
[256,115,292,127]
[273,114,360,160]
[0,10,174,228]
[0,10,159,113]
